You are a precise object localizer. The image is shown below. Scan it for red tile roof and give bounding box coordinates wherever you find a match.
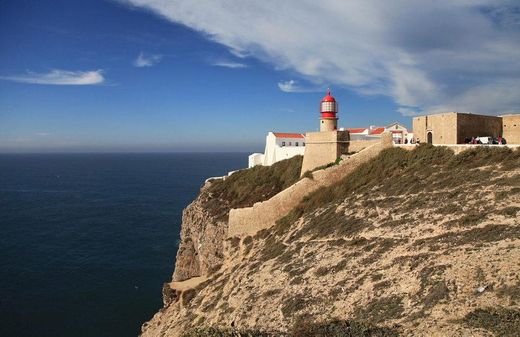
[273,132,305,139]
[347,128,367,133]
[369,127,385,135]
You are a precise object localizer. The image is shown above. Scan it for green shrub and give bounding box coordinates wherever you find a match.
[205,156,303,219]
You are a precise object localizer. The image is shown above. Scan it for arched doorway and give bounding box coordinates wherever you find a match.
[427,132,433,144]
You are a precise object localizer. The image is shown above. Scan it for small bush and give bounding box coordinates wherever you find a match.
[423,282,449,309]
[314,266,330,277]
[496,282,520,303]
[353,295,404,324]
[259,238,286,262]
[463,307,520,337]
[414,224,520,249]
[301,170,314,180]
[281,295,308,317]
[499,206,520,217]
[181,288,197,306]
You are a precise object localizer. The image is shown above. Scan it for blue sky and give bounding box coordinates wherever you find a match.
[1,0,519,152]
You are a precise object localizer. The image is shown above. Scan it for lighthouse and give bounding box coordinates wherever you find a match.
[320,89,338,132]
[300,89,350,175]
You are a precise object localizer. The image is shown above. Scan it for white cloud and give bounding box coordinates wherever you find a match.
[278,80,322,93]
[278,108,296,113]
[0,69,104,85]
[134,52,162,67]
[397,107,421,117]
[212,61,248,68]
[35,132,51,137]
[119,0,520,115]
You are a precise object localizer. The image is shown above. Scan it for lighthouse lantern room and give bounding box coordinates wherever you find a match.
[320,89,338,132]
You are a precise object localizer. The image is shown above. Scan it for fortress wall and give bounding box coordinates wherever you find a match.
[227,133,393,238]
[413,116,427,143]
[456,113,502,143]
[300,130,350,174]
[394,143,520,154]
[502,115,520,144]
[348,139,380,153]
[413,112,514,145]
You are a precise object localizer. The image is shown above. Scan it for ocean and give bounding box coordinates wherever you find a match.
[0,153,246,337]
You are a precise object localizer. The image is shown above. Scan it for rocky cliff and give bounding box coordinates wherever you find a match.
[171,188,227,282]
[143,145,520,337]
[163,156,304,302]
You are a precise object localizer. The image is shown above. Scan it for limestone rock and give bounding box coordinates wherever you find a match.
[172,184,227,282]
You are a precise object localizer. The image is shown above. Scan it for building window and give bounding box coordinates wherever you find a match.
[282,142,285,146]
[296,142,299,146]
[289,142,292,146]
[303,142,305,146]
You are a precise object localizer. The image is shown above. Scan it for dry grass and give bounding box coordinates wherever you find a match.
[290,319,399,337]
[277,145,520,232]
[462,307,520,337]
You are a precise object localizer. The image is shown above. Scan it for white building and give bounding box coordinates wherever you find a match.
[248,132,306,168]
[348,122,414,144]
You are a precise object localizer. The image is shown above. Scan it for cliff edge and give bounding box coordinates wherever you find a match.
[143,145,520,337]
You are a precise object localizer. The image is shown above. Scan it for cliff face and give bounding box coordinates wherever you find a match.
[143,146,520,337]
[171,155,304,282]
[172,187,226,282]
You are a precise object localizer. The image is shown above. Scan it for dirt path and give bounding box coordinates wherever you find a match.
[170,276,206,291]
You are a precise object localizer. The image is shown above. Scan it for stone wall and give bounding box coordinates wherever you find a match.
[227,133,393,238]
[413,113,458,144]
[395,143,520,154]
[456,113,502,143]
[412,116,427,143]
[300,130,349,175]
[502,114,520,144]
[413,112,505,144]
[348,139,380,152]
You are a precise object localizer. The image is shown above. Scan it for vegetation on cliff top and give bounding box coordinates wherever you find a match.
[278,144,520,230]
[205,155,303,219]
[182,319,399,337]
[462,307,520,337]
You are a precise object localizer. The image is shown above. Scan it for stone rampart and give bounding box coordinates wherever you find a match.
[300,130,350,175]
[348,139,380,152]
[227,133,393,238]
[394,143,520,154]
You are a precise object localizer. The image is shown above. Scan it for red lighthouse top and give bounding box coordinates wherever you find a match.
[321,89,336,103]
[320,89,338,119]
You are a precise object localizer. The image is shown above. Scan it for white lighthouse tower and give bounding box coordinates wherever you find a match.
[320,89,338,132]
[301,89,350,175]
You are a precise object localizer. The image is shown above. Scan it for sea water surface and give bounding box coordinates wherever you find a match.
[0,153,246,337]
